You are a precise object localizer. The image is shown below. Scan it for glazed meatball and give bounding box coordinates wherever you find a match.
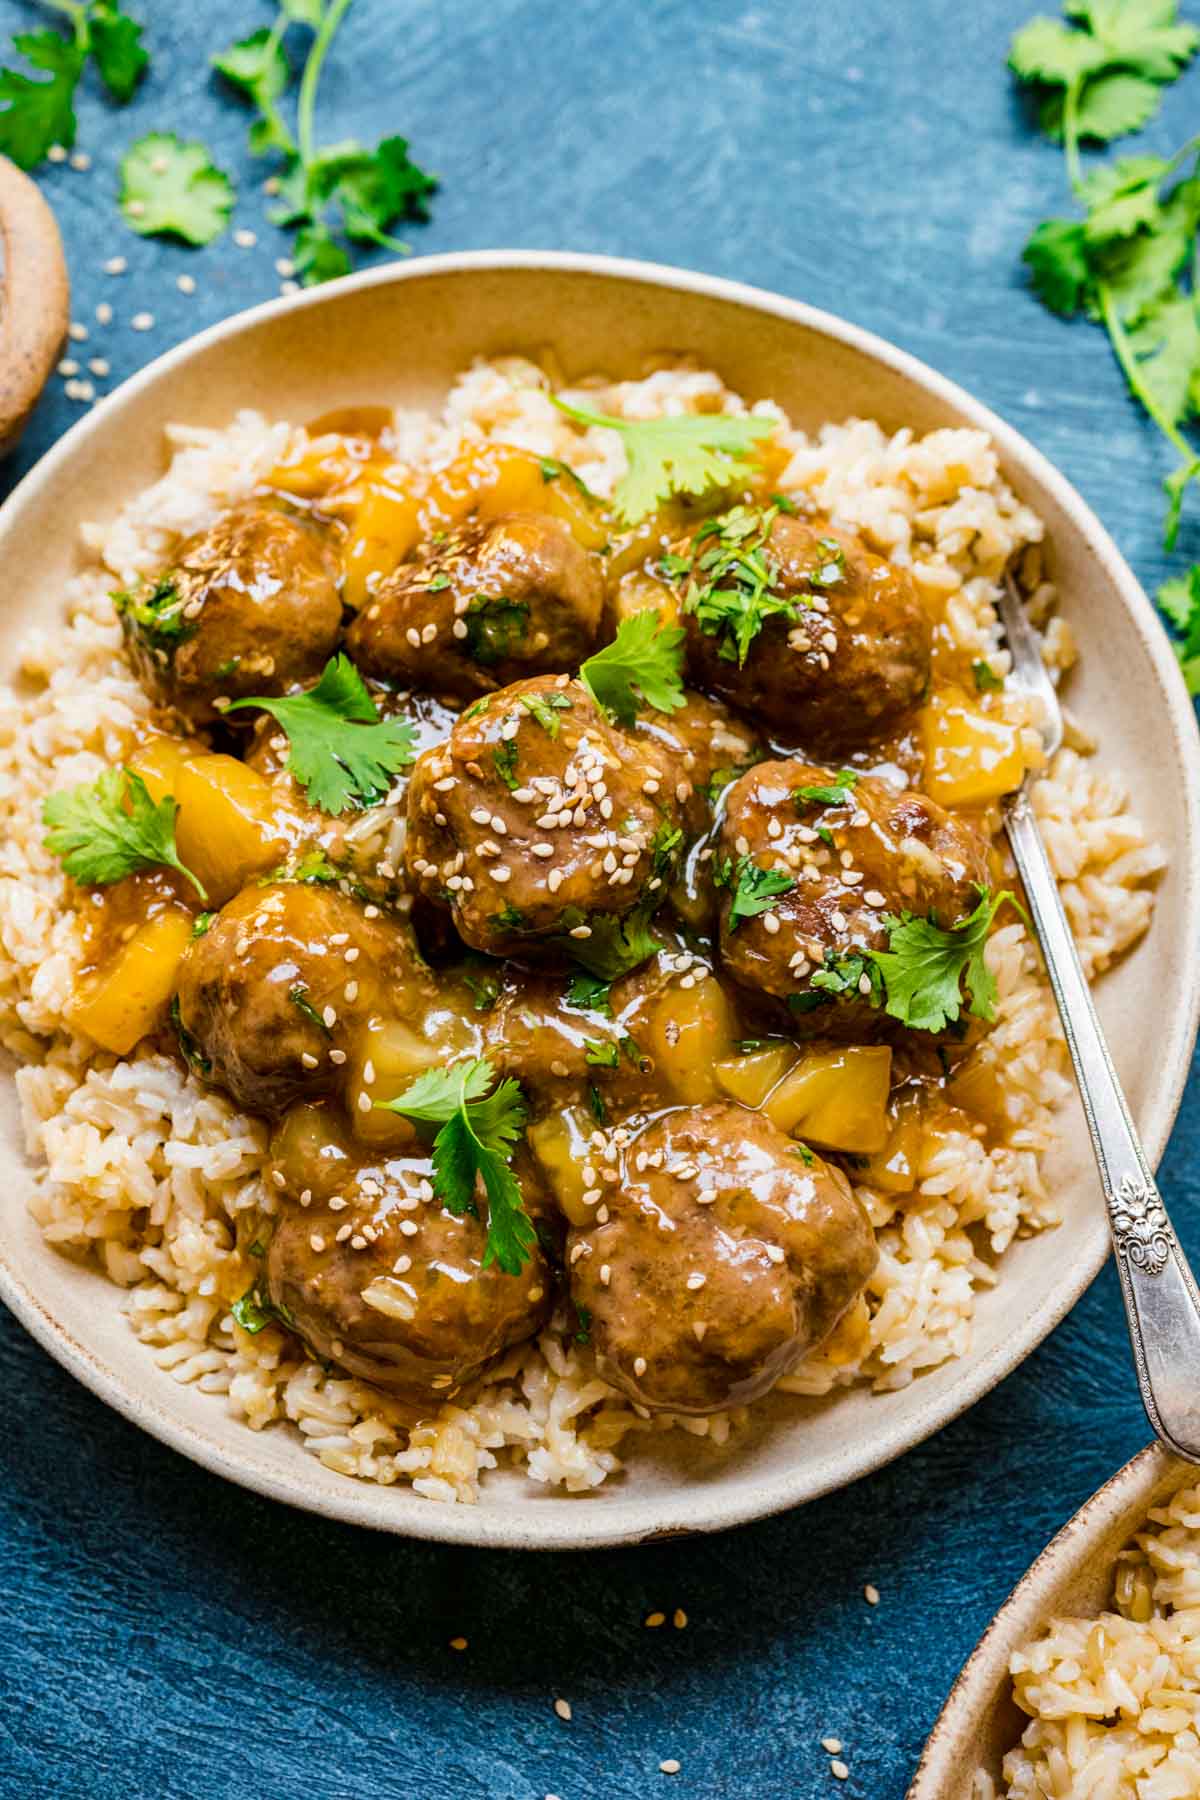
[716,759,989,1028]
[670,507,931,752]
[631,688,762,836]
[117,503,343,726]
[266,1103,552,1400]
[345,512,604,701]
[175,881,425,1113]
[405,675,683,960]
[569,1101,876,1414]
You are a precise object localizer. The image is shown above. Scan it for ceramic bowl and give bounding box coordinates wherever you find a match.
[0,252,1197,1550]
[908,1443,1193,1797]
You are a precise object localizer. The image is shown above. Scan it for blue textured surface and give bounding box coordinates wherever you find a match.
[0,3,1198,1796]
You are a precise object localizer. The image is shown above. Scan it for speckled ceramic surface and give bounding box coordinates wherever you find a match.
[0,252,1197,1550]
[908,1443,1194,1798]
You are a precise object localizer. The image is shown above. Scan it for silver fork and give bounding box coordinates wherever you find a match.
[998,572,1200,1460]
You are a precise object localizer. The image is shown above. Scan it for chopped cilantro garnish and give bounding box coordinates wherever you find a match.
[669,503,808,667]
[794,770,858,807]
[288,982,329,1035]
[225,654,416,816]
[579,609,686,726]
[493,901,526,931]
[584,1039,620,1068]
[492,739,520,791]
[462,962,501,1012]
[869,887,1022,1033]
[191,911,216,940]
[792,1142,816,1167]
[378,1057,535,1274]
[552,397,774,525]
[232,1280,296,1336]
[43,766,207,898]
[113,577,195,656]
[972,660,1004,693]
[464,594,529,665]
[565,971,613,1015]
[170,995,212,1077]
[587,1083,607,1124]
[717,853,795,931]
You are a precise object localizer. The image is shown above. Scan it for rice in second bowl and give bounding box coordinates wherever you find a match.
[0,357,1163,1503]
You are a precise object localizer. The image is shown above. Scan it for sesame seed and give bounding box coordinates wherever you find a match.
[821,1739,843,1756]
[547,868,564,893]
[405,626,421,648]
[857,973,872,995]
[421,621,438,644]
[399,1218,418,1237]
[280,279,299,297]
[693,1320,708,1341]
[659,1761,680,1776]
[177,273,196,294]
[492,865,511,884]
[68,321,88,341]
[88,358,110,377]
[103,256,127,276]
[58,359,78,376]
[329,1197,347,1212]
[532,842,554,858]
[600,1263,611,1287]
[569,924,592,939]
[642,778,660,795]
[864,1583,880,1605]
[70,151,91,171]
[300,1051,319,1069]
[864,889,886,907]
[553,1698,572,1722]
[275,257,296,277]
[634,1355,646,1376]
[234,227,258,248]
[356,1092,372,1114]
[47,144,67,162]
[686,1272,706,1291]
[130,312,154,332]
[645,1611,665,1628]
[344,947,360,962]
[766,1244,786,1265]
[673,1609,687,1629]
[335,1223,352,1243]
[393,1254,412,1274]
[350,1234,366,1250]
[582,1188,601,1206]
[830,910,847,932]
[762,912,780,935]
[362,1059,376,1085]
[310,1234,325,1252]
[322,1006,337,1028]
[449,1636,467,1651]
[831,1761,849,1781]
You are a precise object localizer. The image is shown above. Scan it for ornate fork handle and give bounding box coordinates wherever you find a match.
[1005,787,1200,1461]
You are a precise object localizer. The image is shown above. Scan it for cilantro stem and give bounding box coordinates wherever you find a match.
[297,0,354,170]
[1062,75,1083,197]
[1100,283,1195,462]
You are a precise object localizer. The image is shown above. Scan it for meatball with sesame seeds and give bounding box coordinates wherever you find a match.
[715,759,989,1029]
[117,502,343,726]
[404,674,684,961]
[174,882,427,1114]
[345,512,604,702]
[669,506,931,753]
[631,688,763,835]
[266,1102,553,1400]
[568,1101,876,1414]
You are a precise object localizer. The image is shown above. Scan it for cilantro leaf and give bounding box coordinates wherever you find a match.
[721,855,795,931]
[113,577,195,657]
[552,398,774,525]
[584,1039,620,1068]
[42,766,207,898]
[794,769,858,807]
[1011,1,1198,146]
[1023,218,1094,315]
[972,660,1004,693]
[0,29,84,168]
[670,503,824,666]
[293,219,352,285]
[560,908,663,979]
[334,135,438,247]
[225,654,417,816]
[519,690,572,736]
[579,610,686,726]
[1157,566,1200,692]
[120,132,235,246]
[88,1,148,103]
[379,1057,534,1275]
[232,1280,296,1336]
[565,970,613,1015]
[1127,291,1200,426]
[869,888,1019,1033]
[212,28,290,117]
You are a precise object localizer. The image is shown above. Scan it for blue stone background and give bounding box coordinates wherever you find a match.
[0,2,1197,1794]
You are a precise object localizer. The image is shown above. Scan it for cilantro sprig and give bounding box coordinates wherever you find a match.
[552,398,774,526]
[579,609,686,726]
[42,765,207,898]
[0,0,147,171]
[716,853,796,930]
[224,654,416,816]
[1159,565,1200,693]
[667,504,840,666]
[120,131,235,246]
[215,0,437,285]
[870,889,1022,1033]
[794,770,858,807]
[1010,4,1200,546]
[378,1057,535,1276]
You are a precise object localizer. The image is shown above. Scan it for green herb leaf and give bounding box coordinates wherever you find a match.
[492,739,520,791]
[120,132,235,246]
[225,654,417,816]
[379,1057,535,1275]
[1023,217,1094,315]
[553,398,774,525]
[232,1280,296,1336]
[212,28,290,114]
[723,855,795,931]
[43,766,207,898]
[88,1,149,103]
[565,970,613,1015]
[519,690,573,736]
[794,770,858,807]
[0,29,84,168]
[113,577,195,657]
[584,1038,620,1068]
[579,609,686,726]
[671,503,810,667]
[972,659,1004,693]
[464,594,529,666]
[288,982,330,1035]
[870,887,1020,1033]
